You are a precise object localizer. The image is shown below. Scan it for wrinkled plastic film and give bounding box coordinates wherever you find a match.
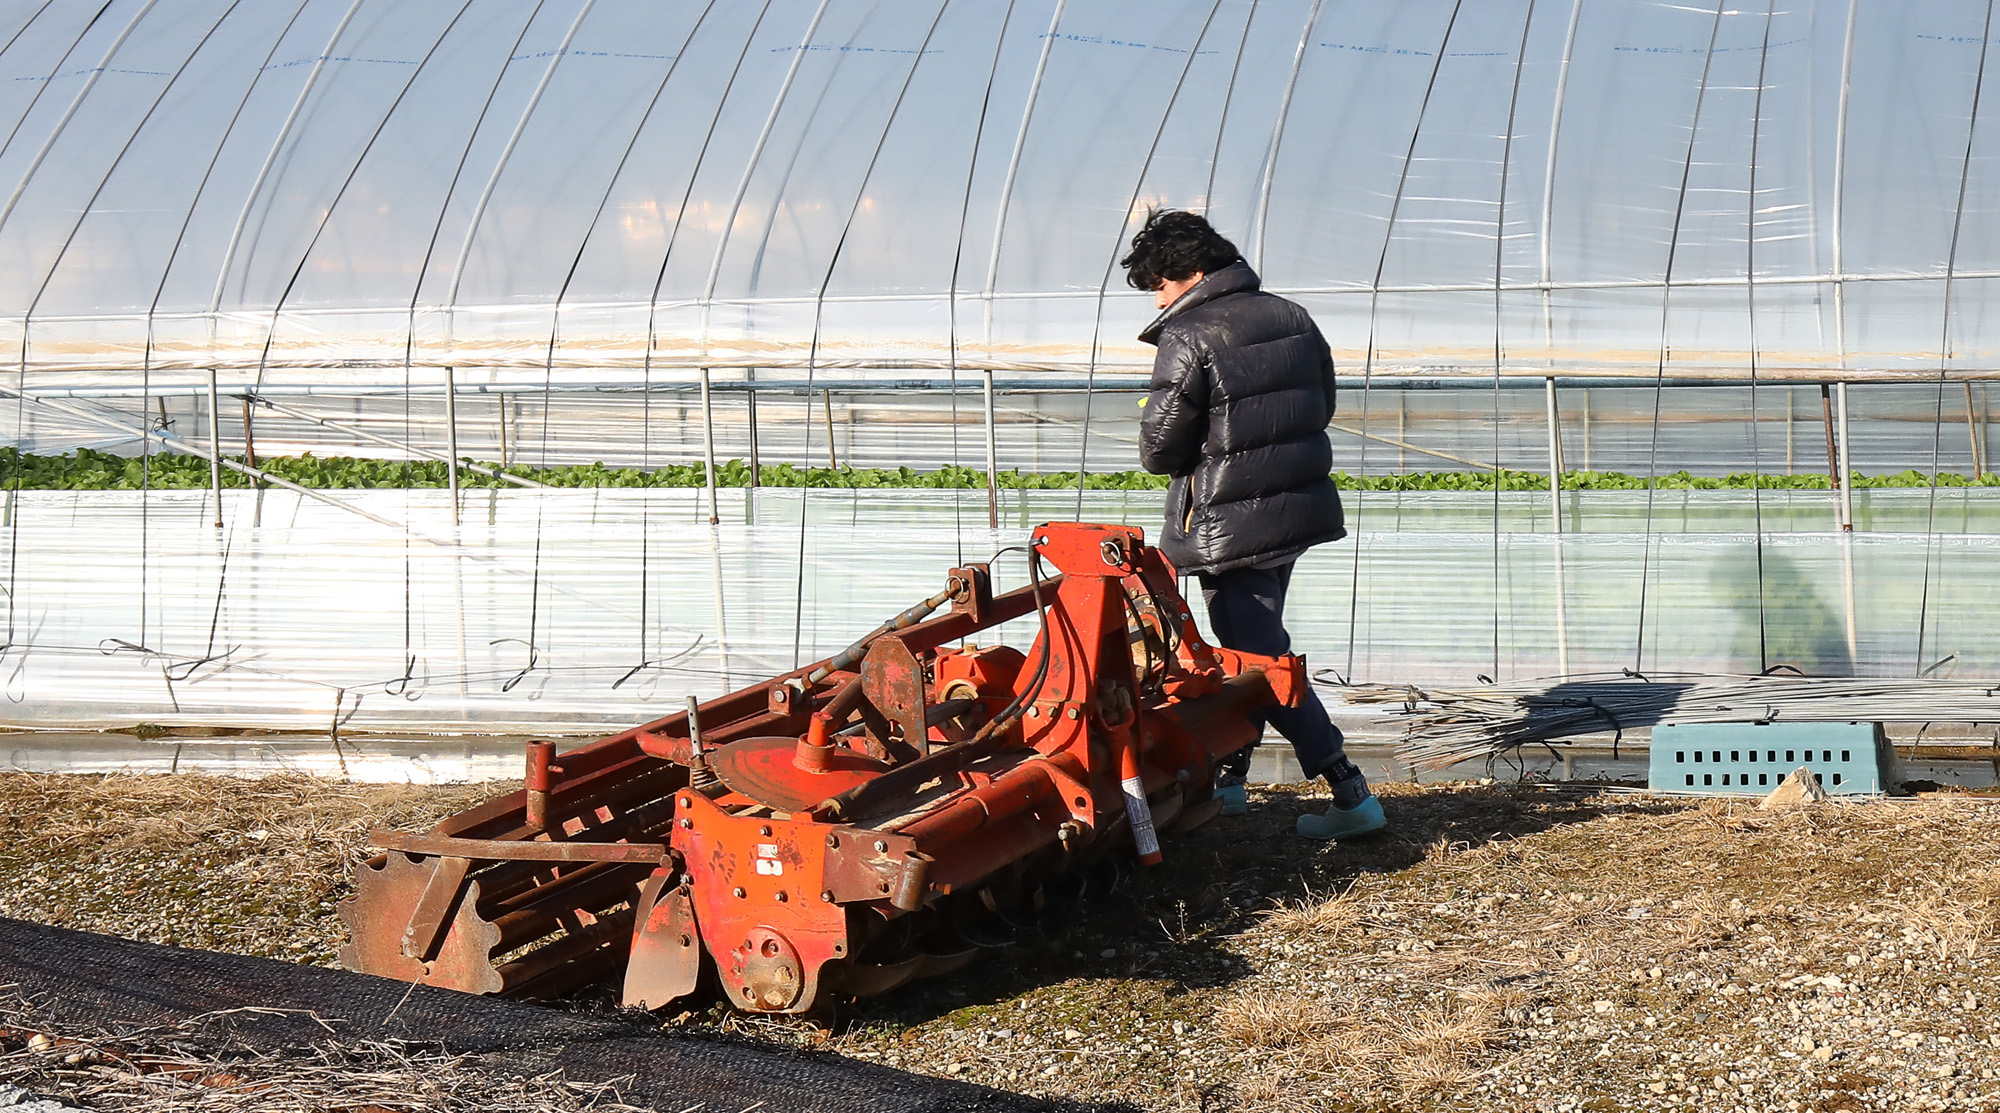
[8,0,2000,379]
[3,489,1997,735]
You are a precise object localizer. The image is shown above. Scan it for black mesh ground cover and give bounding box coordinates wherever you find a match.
[0,919,1137,1113]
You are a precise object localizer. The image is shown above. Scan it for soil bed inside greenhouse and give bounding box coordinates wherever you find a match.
[0,771,1997,1112]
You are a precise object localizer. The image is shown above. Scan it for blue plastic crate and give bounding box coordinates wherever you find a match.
[1648,721,1890,796]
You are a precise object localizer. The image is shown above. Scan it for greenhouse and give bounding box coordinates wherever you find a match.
[3,0,1999,744]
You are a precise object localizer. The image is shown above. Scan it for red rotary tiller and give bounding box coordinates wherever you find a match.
[341,521,1303,1013]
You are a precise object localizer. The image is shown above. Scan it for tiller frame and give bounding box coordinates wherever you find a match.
[341,522,1303,1013]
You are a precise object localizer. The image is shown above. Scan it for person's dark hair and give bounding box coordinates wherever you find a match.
[1120,209,1242,292]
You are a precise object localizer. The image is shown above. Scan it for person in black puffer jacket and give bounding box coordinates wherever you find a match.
[1125,209,1383,841]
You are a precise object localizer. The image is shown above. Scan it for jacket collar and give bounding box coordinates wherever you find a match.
[1137,260,1261,345]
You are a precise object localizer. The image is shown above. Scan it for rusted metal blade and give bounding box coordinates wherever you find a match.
[916,945,979,981]
[337,853,502,995]
[623,871,701,1010]
[1166,795,1224,834]
[709,735,888,812]
[830,952,927,997]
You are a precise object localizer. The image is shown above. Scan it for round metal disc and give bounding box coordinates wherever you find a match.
[708,735,889,812]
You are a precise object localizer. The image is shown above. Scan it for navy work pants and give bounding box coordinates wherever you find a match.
[1197,561,1367,805]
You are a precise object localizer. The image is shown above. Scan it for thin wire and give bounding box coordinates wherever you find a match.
[794,0,954,667]
[632,0,779,670]
[3,0,152,649]
[247,1,480,395]
[1746,0,1780,673]
[529,0,717,681]
[1202,0,1261,217]
[4,0,248,652]
[0,0,143,231]
[391,0,555,694]
[1342,0,1470,682]
[949,0,1022,564]
[225,2,479,693]
[1249,0,1329,271]
[1916,0,1996,676]
[205,0,369,330]
[980,0,1071,308]
[1075,0,1229,519]
[130,0,315,662]
[0,0,62,70]
[1492,0,1540,681]
[450,1,606,693]
[1631,0,1731,674]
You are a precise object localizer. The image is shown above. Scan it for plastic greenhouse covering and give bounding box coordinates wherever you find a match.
[4,0,2000,758]
[6,0,2000,384]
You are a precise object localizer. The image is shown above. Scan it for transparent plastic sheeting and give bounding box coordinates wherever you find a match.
[8,0,2000,385]
[12,381,2000,479]
[3,488,1995,735]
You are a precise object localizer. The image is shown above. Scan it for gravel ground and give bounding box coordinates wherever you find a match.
[1,771,1998,1111]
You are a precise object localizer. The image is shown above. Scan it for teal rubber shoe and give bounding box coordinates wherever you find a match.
[1217,782,1249,817]
[1295,795,1387,841]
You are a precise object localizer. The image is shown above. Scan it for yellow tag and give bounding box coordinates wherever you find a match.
[1137,396,1148,408]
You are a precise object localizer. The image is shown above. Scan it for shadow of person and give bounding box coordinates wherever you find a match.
[1705,546,1854,676]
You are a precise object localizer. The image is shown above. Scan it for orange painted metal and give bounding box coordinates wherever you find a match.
[343,521,1300,1015]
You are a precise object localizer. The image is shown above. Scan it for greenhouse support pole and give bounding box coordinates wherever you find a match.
[240,398,258,471]
[1580,387,1591,472]
[1544,377,1564,533]
[700,366,720,525]
[1395,390,1406,472]
[497,394,509,468]
[1835,381,1854,530]
[822,388,838,470]
[1785,389,1795,474]
[444,367,461,526]
[745,368,760,487]
[206,369,223,529]
[983,369,999,528]
[1545,383,1572,674]
[1966,382,1985,480]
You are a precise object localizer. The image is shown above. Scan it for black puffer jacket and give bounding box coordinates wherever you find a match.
[1137,261,1345,576]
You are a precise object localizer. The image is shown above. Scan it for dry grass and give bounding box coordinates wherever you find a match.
[1214,989,1515,1102]
[0,995,647,1113]
[5,771,2000,1112]
[0,772,495,964]
[1205,789,2000,1111]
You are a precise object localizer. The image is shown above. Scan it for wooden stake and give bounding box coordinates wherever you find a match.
[823,388,839,470]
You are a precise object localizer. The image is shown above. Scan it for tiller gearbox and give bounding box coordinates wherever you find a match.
[341,522,1304,1013]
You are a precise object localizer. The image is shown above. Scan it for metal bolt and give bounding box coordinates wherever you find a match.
[874,840,888,853]
[679,817,691,829]
[827,834,840,849]
[1066,706,1080,720]
[1027,706,1040,719]
[821,890,835,903]
[776,891,789,903]
[760,825,773,837]
[733,887,746,899]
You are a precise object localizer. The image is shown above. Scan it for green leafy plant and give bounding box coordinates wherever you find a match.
[2,447,1994,493]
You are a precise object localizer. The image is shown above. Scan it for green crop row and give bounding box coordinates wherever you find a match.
[1,447,1995,493]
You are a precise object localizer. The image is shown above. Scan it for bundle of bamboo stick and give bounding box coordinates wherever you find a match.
[1333,672,2000,770]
